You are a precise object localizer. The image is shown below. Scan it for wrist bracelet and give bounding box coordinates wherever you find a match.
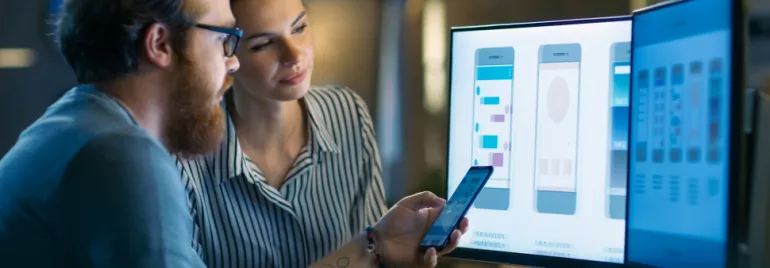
[365,226,386,268]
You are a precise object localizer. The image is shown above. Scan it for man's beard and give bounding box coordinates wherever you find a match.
[164,55,227,159]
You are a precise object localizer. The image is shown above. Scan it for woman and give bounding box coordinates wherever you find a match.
[176,0,387,267]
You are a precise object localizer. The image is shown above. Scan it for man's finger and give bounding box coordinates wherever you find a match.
[397,191,446,211]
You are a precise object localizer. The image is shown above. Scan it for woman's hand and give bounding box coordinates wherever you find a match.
[372,191,470,267]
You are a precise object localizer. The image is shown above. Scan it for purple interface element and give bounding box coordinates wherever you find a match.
[491,153,504,167]
[491,114,506,122]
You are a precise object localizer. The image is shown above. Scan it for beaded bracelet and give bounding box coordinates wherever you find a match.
[365,226,386,268]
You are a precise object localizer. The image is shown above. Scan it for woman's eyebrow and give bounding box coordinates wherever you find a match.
[245,11,307,41]
[291,11,307,27]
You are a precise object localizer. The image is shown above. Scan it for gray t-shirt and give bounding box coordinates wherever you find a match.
[0,85,204,267]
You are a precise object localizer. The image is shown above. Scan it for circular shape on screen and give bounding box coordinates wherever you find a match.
[547,76,570,123]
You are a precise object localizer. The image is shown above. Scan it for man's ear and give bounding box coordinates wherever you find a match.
[142,23,174,68]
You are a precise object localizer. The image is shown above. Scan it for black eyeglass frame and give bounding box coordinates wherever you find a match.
[195,24,243,57]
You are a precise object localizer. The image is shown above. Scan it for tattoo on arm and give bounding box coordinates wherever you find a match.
[320,257,350,268]
[336,257,350,267]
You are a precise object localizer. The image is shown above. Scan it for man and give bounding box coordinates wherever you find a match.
[0,0,466,267]
[0,0,238,266]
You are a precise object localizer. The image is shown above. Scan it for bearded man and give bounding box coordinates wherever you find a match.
[0,0,239,266]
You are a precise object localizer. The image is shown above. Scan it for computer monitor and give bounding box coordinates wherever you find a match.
[626,0,747,267]
[446,17,631,267]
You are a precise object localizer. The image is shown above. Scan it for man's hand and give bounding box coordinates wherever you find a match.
[372,191,470,267]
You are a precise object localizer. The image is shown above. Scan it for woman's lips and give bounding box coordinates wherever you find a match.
[279,70,307,86]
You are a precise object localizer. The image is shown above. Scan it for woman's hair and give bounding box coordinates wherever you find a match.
[57,0,198,84]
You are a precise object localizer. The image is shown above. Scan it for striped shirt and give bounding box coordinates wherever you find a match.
[175,86,387,268]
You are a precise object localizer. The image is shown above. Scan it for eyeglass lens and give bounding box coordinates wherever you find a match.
[224,35,239,57]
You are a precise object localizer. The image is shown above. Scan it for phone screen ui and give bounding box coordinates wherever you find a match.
[471,47,514,211]
[534,43,582,215]
[607,42,630,220]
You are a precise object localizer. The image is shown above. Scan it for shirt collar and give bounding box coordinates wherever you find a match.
[222,113,245,181]
[218,95,340,183]
[303,95,340,155]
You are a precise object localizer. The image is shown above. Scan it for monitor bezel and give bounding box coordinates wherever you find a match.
[624,0,748,267]
[445,15,631,268]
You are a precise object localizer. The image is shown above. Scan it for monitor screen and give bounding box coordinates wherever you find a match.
[447,18,631,264]
[627,0,735,267]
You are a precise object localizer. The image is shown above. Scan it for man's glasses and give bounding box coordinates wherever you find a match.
[195,24,243,57]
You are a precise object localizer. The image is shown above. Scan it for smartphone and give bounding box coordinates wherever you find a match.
[420,166,494,251]
[534,43,581,215]
[607,42,630,220]
[471,47,514,211]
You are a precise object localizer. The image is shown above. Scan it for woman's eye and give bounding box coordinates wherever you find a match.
[251,40,272,51]
[293,24,308,34]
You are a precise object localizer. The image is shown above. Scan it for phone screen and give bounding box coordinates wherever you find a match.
[471,47,514,211]
[607,42,630,220]
[421,167,493,247]
[534,44,581,215]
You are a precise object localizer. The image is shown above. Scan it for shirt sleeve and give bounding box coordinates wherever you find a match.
[349,93,388,234]
[48,130,206,268]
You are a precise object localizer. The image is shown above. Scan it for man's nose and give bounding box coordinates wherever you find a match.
[226,55,240,74]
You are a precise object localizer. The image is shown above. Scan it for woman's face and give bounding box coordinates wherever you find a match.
[231,0,313,101]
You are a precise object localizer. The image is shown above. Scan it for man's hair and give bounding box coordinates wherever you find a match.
[57,0,199,84]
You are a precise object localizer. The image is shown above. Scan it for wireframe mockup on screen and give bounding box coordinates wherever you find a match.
[626,0,746,267]
[446,17,631,266]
